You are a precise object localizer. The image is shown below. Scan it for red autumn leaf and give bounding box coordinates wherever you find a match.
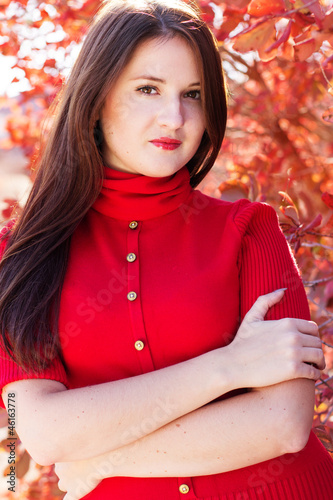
[294,38,316,61]
[16,450,31,479]
[258,27,279,60]
[301,214,322,232]
[247,0,286,17]
[216,17,242,41]
[221,0,250,7]
[232,20,277,54]
[44,58,57,68]
[279,205,300,226]
[322,192,333,209]
[323,11,333,30]
[323,214,333,230]
[2,199,18,220]
[200,6,215,24]
[279,191,297,208]
[265,19,292,52]
[218,179,249,202]
[307,0,325,23]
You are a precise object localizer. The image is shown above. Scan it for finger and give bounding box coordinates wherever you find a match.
[303,348,326,371]
[299,333,322,349]
[276,318,319,337]
[295,319,319,336]
[244,289,287,323]
[54,463,63,479]
[299,362,322,381]
[283,318,319,337]
[57,479,67,493]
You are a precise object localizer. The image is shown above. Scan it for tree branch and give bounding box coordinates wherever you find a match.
[303,276,333,286]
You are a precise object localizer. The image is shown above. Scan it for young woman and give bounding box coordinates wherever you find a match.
[1,1,332,499]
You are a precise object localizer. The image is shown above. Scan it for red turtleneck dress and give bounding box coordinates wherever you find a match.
[1,166,333,499]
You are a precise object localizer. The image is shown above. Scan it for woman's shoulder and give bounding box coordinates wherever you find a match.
[192,190,277,229]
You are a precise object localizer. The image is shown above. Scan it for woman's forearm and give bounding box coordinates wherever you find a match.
[3,291,322,466]
[87,379,315,479]
[55,378,315,500]
[3,348,233,465]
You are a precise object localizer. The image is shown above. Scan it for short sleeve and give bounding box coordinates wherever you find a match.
[0,223,68,409]
[233,200,310,322]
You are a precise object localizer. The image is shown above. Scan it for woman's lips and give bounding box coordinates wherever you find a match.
[150,137,182,151]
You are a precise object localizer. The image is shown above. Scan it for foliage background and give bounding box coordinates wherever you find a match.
[0,0,332,497]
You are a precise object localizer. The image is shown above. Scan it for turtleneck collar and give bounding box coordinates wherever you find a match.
[92,166,193,221]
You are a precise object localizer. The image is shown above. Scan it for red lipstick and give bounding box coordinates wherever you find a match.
[150,137,182,151]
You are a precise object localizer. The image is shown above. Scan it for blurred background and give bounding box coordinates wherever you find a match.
[0,0,332,497]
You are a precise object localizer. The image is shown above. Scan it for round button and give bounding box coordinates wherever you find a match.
[134,340,145,351]
[179,484,190,494]
[129,221,138,229]
[127,291,137,301]
[127,253,137,263]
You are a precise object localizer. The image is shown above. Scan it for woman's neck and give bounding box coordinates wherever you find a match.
[92,166,193,220]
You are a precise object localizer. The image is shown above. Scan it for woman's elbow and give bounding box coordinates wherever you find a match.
[15,424,59,466]
[270,379,315,455]
[280,392,314,454]
[3,379,68,465]
[27,448,55,467]
[282,421,312,454]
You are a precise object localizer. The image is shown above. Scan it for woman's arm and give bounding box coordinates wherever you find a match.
[3,290,323,466]
[113,380,315,477]
[55,378,315,499]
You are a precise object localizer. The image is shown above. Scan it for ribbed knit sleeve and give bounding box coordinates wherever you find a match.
[233,200,310,322]
[0,224,68,409]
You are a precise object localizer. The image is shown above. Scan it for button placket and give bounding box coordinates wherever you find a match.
[126,221,155,373]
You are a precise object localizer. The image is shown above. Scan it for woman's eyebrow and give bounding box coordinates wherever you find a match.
[131,75,200,86]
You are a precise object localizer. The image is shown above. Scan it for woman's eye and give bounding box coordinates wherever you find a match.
[185,90,201,100]
[137,86,157,95]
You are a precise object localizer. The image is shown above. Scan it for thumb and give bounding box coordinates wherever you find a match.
[244,289,287,323]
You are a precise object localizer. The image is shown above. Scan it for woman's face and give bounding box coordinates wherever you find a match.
[99,35,206,177]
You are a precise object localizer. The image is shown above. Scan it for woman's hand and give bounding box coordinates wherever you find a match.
[225,289,325,389]
[55,457,105,500]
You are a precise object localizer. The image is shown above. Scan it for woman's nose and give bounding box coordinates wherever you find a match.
[156,97,185,130]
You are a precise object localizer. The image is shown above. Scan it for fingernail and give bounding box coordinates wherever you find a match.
[274,288,288,293]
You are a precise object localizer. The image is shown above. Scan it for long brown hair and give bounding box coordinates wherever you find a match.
[0,0,227,371]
